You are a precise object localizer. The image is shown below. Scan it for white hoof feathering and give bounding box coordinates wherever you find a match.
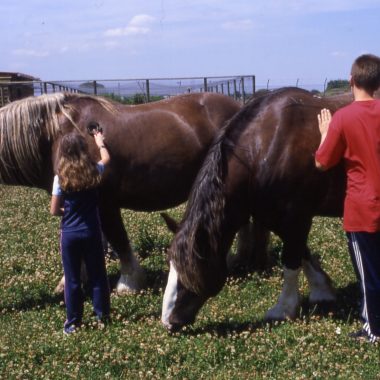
[117,259,146,294]
[302,258,336,303]
[54,276,65,294]
[265,267,301,320]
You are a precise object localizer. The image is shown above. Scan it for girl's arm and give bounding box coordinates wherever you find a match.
[94,131,110,165]
[50,195,63,216]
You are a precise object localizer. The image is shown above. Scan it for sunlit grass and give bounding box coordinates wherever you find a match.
[0,185,379,379]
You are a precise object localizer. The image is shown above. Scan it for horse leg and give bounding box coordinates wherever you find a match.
[302,249,336,304]
[227,218,270,273]
[265,220,311,320]
[100,207,146,294]
[54,244,105,294]
[265,266,301,320]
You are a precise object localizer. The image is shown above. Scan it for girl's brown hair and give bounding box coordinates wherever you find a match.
[351,54,380,94]
[57,133,100,192]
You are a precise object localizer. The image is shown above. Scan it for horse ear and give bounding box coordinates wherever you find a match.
[160,212,179,233]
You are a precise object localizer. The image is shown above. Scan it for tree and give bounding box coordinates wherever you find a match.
[326,79,350,92]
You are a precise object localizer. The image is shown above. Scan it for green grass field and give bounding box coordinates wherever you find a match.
[0,185,379,379]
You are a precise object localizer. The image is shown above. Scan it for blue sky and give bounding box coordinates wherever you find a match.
[1,0,380,89]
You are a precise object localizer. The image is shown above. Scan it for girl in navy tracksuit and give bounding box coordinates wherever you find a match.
[51,131,110,334]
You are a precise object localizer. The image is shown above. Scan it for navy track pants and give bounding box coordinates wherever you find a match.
[347,232,380,341]
[61,228,110,328]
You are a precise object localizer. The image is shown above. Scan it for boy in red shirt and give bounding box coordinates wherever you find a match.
[315,54,380,343]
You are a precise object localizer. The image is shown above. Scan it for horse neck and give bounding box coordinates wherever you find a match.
[171,136,246,296]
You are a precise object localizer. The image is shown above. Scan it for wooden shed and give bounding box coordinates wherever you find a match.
[0,72,38,107]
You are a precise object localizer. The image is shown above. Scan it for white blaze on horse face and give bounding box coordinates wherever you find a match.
[161,261,179,328]
[265,267,301,320]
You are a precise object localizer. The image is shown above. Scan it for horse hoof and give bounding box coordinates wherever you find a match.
[264,304,298,321]
[54,284,64,294]
[54,277,65,294]
[309,288,336,304]
[116,272,146,294]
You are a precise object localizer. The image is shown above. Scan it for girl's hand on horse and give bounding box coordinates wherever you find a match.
[94,131,110,165]
[94,131,105,149]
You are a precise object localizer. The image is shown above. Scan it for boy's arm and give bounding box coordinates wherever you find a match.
[315,108,332,171]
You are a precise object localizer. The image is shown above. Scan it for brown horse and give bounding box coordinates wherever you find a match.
[0,92,241,293]
[161,87,359,331]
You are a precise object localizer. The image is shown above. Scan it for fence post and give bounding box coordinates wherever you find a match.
[203,77,208,92]
[146,79,150,102]
[252,75,256,95]
[93,80,97,95]
[241,77,245,103]
[227,81,230,96]
[233,79,237,100]
[323,78,328,96]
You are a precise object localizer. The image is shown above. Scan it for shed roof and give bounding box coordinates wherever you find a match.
[0,72,39,81]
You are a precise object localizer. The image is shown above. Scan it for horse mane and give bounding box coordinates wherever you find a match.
[170,129,226,294]
[0,93,114,186]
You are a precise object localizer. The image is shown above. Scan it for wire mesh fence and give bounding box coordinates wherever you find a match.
[0,74,336,107]
[31,75,256,103]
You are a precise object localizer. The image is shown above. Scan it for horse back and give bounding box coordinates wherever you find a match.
[64,93,241,211]
[223,88,348,229]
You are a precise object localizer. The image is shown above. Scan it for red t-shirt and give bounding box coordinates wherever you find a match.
[315,100,380,232]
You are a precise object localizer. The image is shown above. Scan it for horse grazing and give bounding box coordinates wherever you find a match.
[0,92,241,293]
[161,87,358,331]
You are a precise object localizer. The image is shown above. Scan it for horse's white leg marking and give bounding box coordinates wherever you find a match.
[161,261,179,329]
[54,260,93,294]
[302,258,336,303]
[54,275,65,294]
[265,267,301,320]
[116,253,146,294]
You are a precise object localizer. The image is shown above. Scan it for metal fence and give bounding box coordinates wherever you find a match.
[0,75,256,107]
[1,74,339,108]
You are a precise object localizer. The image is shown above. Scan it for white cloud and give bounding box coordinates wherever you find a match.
[104,14,155,37]
[104,40,120,49]
[330,51,347,58]
[130,14,155,26]
[59,46,69,54]
[222,19,253,30]
[12,49,49,57]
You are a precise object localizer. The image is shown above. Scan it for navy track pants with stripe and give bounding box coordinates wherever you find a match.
[347,232,380,340]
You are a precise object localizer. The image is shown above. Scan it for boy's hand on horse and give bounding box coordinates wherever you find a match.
[317,108,332,137]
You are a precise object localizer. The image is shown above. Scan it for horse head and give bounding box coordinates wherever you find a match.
[162,241,228,332]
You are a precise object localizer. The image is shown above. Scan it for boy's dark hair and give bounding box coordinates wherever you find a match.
[351,54,380,93]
